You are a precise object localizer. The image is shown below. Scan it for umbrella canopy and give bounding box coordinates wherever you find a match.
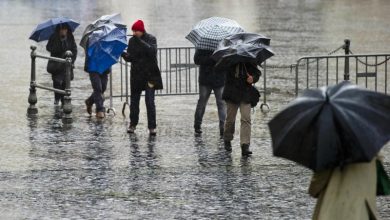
[80,13,127,74]
[185,17,244,51]
[268,81,390,172]
[212,32,274,67]
[80,13,126,49]
[29,17,79,42]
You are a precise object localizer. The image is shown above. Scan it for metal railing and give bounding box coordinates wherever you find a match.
[27,46,73,123]
[108,47,270,116]
[294,40,390,96]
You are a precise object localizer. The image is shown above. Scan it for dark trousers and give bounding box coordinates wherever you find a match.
[130,88,156,129]
[52,74,66,103]
[86,73,108,113]
[194,85,226,130]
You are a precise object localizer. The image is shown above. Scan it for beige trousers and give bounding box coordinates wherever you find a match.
[223,101,251,145]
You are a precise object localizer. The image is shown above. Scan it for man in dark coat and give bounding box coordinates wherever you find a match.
[121,20,163,135]
[84,37,111,119]
[46,24,77,105]
[193,49,226,135]
[222,62,261,156]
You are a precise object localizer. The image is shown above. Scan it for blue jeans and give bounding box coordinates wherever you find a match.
[86,73,108,113]
[130,88,156,129]
[194,85,226,130]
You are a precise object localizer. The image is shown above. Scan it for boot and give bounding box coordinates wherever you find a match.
[194,124,202,134]
[127,125,136,133]
[96,112,105,118]
[85,99,92,115]
[224,141,232,152]
[149,129,157,136]
[241,144,252,156]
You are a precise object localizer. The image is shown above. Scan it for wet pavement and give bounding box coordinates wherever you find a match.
[1,0,390,219]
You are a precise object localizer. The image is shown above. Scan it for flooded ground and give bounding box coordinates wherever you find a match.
[0,0,389,219]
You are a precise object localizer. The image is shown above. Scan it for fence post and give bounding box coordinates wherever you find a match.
[27,46,38,115]
[343,39,350,81]
[62,51,73,124]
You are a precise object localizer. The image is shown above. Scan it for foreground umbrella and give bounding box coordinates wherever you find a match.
[80,13,127,74]
[185,17,244,51]
[29,17,79,42]
[212,32,274,67]
[268,81,390,172]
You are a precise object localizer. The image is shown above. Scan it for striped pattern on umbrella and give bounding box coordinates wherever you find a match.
[186,17,244,51]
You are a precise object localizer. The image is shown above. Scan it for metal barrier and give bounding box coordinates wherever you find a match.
[108,47,270,116]
[294,40,390,96]
[27,46,73,123]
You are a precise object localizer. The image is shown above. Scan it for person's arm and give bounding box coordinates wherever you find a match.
[70,38,78,63]
[246,63,261,84]
[135,35,157,57]
[121,38,135,62]
[194,50,215,66]
[46,35,63,54]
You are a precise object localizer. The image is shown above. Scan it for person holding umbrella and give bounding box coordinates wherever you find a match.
[29,17,79,106]
[186,17,244,135]
[212,32,274,156]
[80,14,128,119]
[121,20,163,135]
[268,82,390,219]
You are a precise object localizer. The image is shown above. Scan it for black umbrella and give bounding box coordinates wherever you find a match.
[268,81,390,172]
[212,32,274,67]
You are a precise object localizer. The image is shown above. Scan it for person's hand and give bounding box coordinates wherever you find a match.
[121,52,128,58]
[247,73,253,84]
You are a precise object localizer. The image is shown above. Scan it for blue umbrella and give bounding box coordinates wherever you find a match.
[86,23,127,74]
[29,17,79,42]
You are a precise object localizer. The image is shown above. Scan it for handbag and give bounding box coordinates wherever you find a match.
[47,59,65,75]
[243,64,261,107]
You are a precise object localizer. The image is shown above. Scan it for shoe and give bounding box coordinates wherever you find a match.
[224,141,232,152]
[241,144,252,156]
[85,100,92,115]
[54,99,60,105]
[194,125,202,134]
[96,112,105,118]
[127,125,136,133]
[149,129,157,136]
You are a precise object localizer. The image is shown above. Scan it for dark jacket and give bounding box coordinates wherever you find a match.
[194,49,225,88]
[46,32,77,74]
[83,38,111,75]
[222,63,261,104]
[122,32,163,92]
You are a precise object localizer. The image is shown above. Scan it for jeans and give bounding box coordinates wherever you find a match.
[194,85,226,130]
[130,88,156,129]
[224,101,251,145]
[86,73,108,113]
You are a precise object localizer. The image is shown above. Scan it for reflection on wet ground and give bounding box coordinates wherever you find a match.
[1,0,390,219]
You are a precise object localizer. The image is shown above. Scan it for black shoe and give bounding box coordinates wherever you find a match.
[127,125,136,133]
[149,129,157,136]
[224,141,232,152]
[85,100,92,115]
[54,99,60,105]
[241,144,252,156]
[194,125,202,134]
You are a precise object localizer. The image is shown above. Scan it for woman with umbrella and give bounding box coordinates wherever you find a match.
[46,24,77,105]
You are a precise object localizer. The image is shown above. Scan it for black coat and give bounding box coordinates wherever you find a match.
[46,33,77,74]
[122,33,163,92]
[194,49,225,88]
[222,63,261,104]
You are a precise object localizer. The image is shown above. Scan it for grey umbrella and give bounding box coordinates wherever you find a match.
[185,17,244,51]
[80,13,126,49]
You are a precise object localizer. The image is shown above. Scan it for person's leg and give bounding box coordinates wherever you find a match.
[129,89,142,128]
[52,74,62,104]
[213,86,226,135]
[223,101,239,151]
[88,73,105,114]
[240,103,252,155]
[194,85,212,133]
[99,73,109,110]
[145,87,156,130]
